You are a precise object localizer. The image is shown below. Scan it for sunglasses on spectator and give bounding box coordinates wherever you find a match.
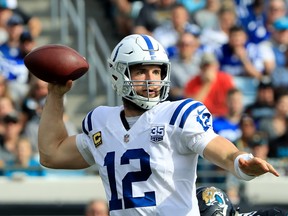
[269,7,285,12]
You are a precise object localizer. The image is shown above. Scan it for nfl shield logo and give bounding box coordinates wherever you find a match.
[150,126,165,143]
[124,134,130,143]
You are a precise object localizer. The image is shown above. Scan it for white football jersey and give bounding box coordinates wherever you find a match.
[76,98,218,216]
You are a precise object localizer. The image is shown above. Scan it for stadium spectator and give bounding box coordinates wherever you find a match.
[168,31,202,100]
[266,0,287,35]
[0,14,29,85]
[0,108,17,171]
[152,3,200,56]
[213,88,243,143]
[21,76,48,125]
[85,199,109,216]
[109,0,144,37]
[215,25,273,79]
[235,0,287,44]
[6,0,41,38]
[268,120,288,158]
[244,76,275,125]
[8,30,36,104]
[193,0,221,30]
[4,136,45,177]
[236,114,269,159]
[200,6,238,53]
[258,89,288,142]
[133,0,177,35]
[215,25,275,107]
[0,111,24,164]
[19,30,36,58]
[235,0,269,44]
[263,16,288,89]
[263,16,288,68]
[0,0,42,41]
[184,52,235,117]
[0,96,17,138]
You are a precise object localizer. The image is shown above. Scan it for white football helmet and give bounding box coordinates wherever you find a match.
[108,34,171,109]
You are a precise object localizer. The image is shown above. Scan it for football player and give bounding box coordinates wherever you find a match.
[196,186,287,216]
[38,34,279,215]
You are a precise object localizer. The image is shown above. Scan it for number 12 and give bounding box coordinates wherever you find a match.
[104,148,156,211]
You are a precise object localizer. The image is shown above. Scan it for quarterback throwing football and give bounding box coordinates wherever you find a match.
[38,34,279,216]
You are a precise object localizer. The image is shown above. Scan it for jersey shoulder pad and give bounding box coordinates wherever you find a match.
[81,106,121,135]
[167,98,209,129]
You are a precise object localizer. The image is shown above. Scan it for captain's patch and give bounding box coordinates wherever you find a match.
[93,131,102,147]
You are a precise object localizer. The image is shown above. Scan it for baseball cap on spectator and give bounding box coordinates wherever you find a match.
[273,16,288,31]
[7,14,23,26]
[20,31,33,43]
[200,53,218,66]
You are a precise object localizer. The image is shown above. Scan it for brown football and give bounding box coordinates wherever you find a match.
[24,44,89,83]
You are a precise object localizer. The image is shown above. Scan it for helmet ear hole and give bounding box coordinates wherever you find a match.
[124,68,130,78]
[112,75,118,81]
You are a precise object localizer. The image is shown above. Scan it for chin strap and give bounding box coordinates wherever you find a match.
[120,110,130,130]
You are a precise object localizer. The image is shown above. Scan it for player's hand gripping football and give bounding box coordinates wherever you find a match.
[239,156,280,177]
[48,80,73,97]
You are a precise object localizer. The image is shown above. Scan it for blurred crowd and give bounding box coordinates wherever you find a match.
[104,0,288,204]
[0,0,80,179]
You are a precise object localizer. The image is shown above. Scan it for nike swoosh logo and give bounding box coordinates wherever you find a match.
[197,108,206,115]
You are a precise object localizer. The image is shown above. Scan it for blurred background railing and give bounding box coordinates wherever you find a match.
[50,0,119,106]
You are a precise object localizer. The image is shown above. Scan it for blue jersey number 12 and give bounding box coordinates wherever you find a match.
[104,148,156,211]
